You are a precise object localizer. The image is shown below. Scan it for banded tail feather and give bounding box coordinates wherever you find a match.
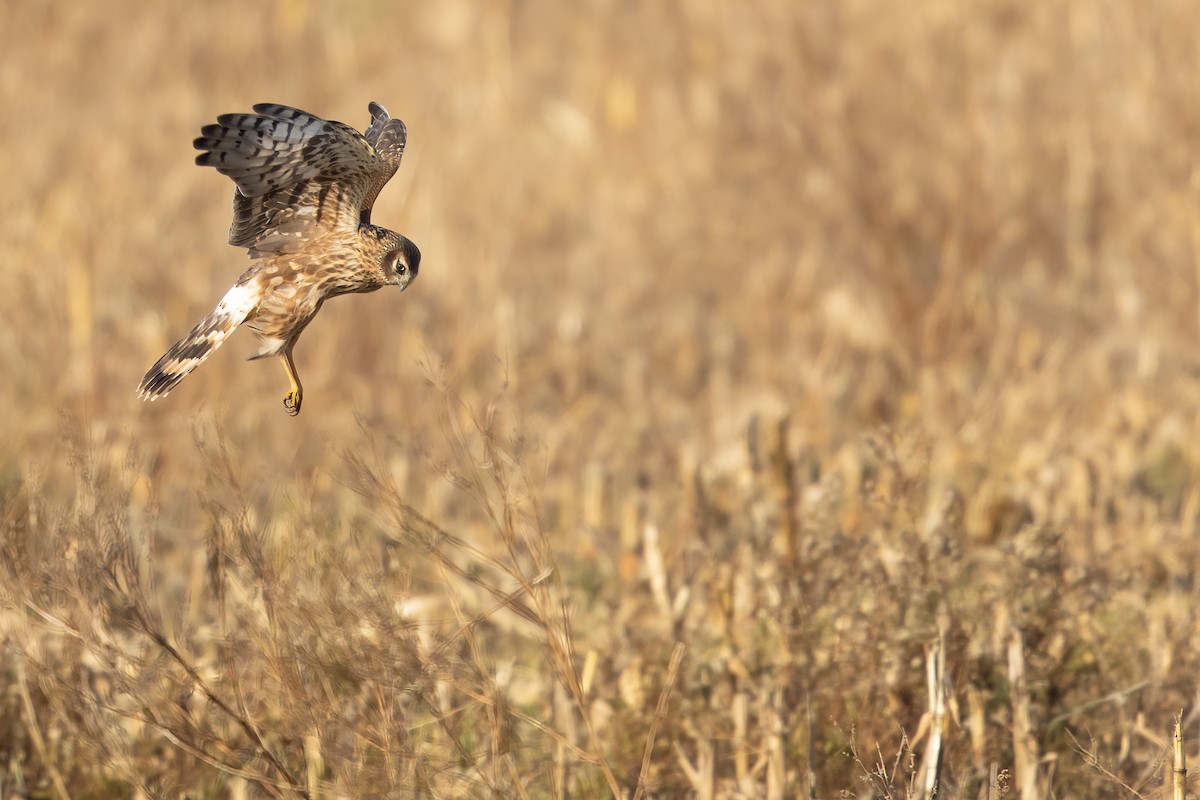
[138,282,260,401]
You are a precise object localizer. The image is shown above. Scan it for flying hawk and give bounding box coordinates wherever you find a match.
[138,102,420,415]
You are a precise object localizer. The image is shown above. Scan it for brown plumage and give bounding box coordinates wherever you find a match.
[138,102,420,416]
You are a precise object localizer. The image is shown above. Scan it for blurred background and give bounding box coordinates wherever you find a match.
[4,0,1200,796]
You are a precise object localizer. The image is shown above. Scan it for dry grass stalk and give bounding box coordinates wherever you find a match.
[1007,631,1038,800]
[1065,729,1149,800]
[732,690,751,792]
[919,632,947,799]
[765,686,786,800]
[15,659,72,800]
[673,735,715,800]
[129,604,308,798]
[632,642,685,800]
[1174,711,1185,800]
[806,699,818,800]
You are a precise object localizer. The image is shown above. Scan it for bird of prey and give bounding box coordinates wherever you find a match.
[138,102,420,416]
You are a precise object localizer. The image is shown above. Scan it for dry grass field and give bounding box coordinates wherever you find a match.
[3,0,1200,797]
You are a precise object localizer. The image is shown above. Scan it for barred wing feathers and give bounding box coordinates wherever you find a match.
[360,101,408,223]
[193,102,402,251]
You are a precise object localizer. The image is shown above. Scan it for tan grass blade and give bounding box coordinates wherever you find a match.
[1174,711,1186,800]
[632,642,685,800]
[1008,631,1039,800]
[918,631,947,799]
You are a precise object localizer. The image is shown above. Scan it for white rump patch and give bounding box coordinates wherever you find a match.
[215,282,261,320]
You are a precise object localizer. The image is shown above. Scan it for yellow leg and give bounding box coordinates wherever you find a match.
[280,348,303,416]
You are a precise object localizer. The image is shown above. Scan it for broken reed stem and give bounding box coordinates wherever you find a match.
[632,642,686,800]
[1007,630,1038,800]
[1174,711,1185,800]
[921,632,946,800]
[732,690,750,789]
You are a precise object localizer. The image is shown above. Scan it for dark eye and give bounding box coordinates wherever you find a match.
[388,251,407,275]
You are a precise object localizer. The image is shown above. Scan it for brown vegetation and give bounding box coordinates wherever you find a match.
[3,0,1200,796]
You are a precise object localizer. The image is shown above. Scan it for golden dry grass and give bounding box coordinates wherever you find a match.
[3,0,1200,797]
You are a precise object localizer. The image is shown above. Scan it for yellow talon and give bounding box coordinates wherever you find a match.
[279,347,303,417]
[283,390,302,416]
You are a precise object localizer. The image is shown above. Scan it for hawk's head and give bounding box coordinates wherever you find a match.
[372,229,420,291]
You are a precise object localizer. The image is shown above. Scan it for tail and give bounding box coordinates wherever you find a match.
[138,282,260,402]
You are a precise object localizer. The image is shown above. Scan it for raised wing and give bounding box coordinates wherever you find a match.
[361,101,408,223]
[193,102,403,253]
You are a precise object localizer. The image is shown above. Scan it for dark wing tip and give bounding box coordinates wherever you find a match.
[251,103,318,123]
[252,102,292,115]
[364,101,395,148]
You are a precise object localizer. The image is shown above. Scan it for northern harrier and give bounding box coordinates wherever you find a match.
[138,102,420,416]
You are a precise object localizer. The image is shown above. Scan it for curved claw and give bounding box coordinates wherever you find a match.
[283,390,302,416]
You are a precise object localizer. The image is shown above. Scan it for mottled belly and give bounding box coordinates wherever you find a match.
[245,280,322,357]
